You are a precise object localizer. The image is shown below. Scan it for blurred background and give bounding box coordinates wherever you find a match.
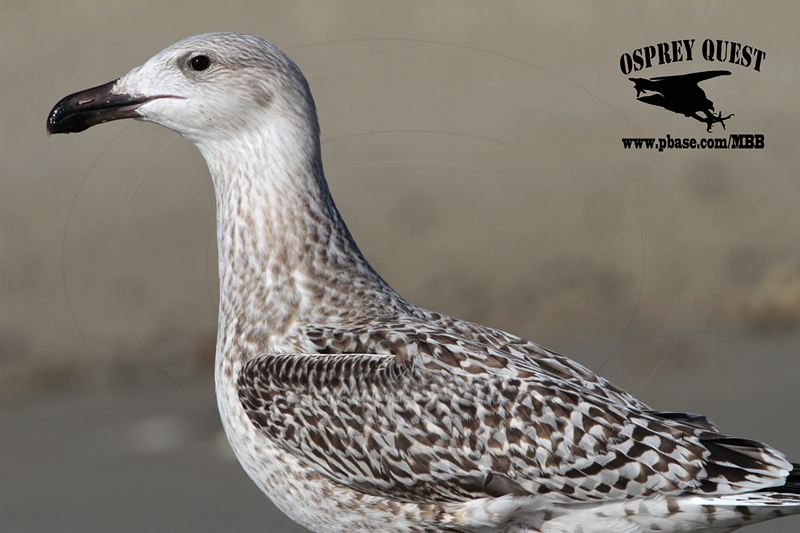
[3,1,800,531]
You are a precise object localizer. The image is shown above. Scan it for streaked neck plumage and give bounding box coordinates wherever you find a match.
[197,105,395,359]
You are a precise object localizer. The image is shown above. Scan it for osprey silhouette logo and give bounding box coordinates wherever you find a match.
[619,39,767,143]
[629,70,734,132]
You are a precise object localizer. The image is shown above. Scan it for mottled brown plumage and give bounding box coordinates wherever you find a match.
[48,32,800,533]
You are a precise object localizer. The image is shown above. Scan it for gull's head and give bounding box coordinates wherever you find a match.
[47,33,316,144]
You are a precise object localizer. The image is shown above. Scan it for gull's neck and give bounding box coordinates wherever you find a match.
[198,115,396,355]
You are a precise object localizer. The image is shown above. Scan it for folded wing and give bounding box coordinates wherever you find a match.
[237,352,792,504]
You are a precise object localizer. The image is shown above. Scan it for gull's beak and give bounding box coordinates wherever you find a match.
[47,79,155,134]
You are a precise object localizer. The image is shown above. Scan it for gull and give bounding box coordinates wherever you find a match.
[47,33,800,532]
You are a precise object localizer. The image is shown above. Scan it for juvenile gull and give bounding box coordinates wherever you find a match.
[48,33,800,532]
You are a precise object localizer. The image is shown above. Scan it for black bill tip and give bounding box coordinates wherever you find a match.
[47,79,152,135]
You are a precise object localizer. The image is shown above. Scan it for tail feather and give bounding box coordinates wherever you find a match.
[759,462,800,494]
[691,432,794,495]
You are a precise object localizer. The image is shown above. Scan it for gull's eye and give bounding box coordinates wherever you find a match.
[190,55,211,71]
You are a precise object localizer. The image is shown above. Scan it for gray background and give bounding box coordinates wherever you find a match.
[3,1,800,531]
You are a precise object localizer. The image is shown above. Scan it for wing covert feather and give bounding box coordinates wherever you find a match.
[237,353,791,504]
